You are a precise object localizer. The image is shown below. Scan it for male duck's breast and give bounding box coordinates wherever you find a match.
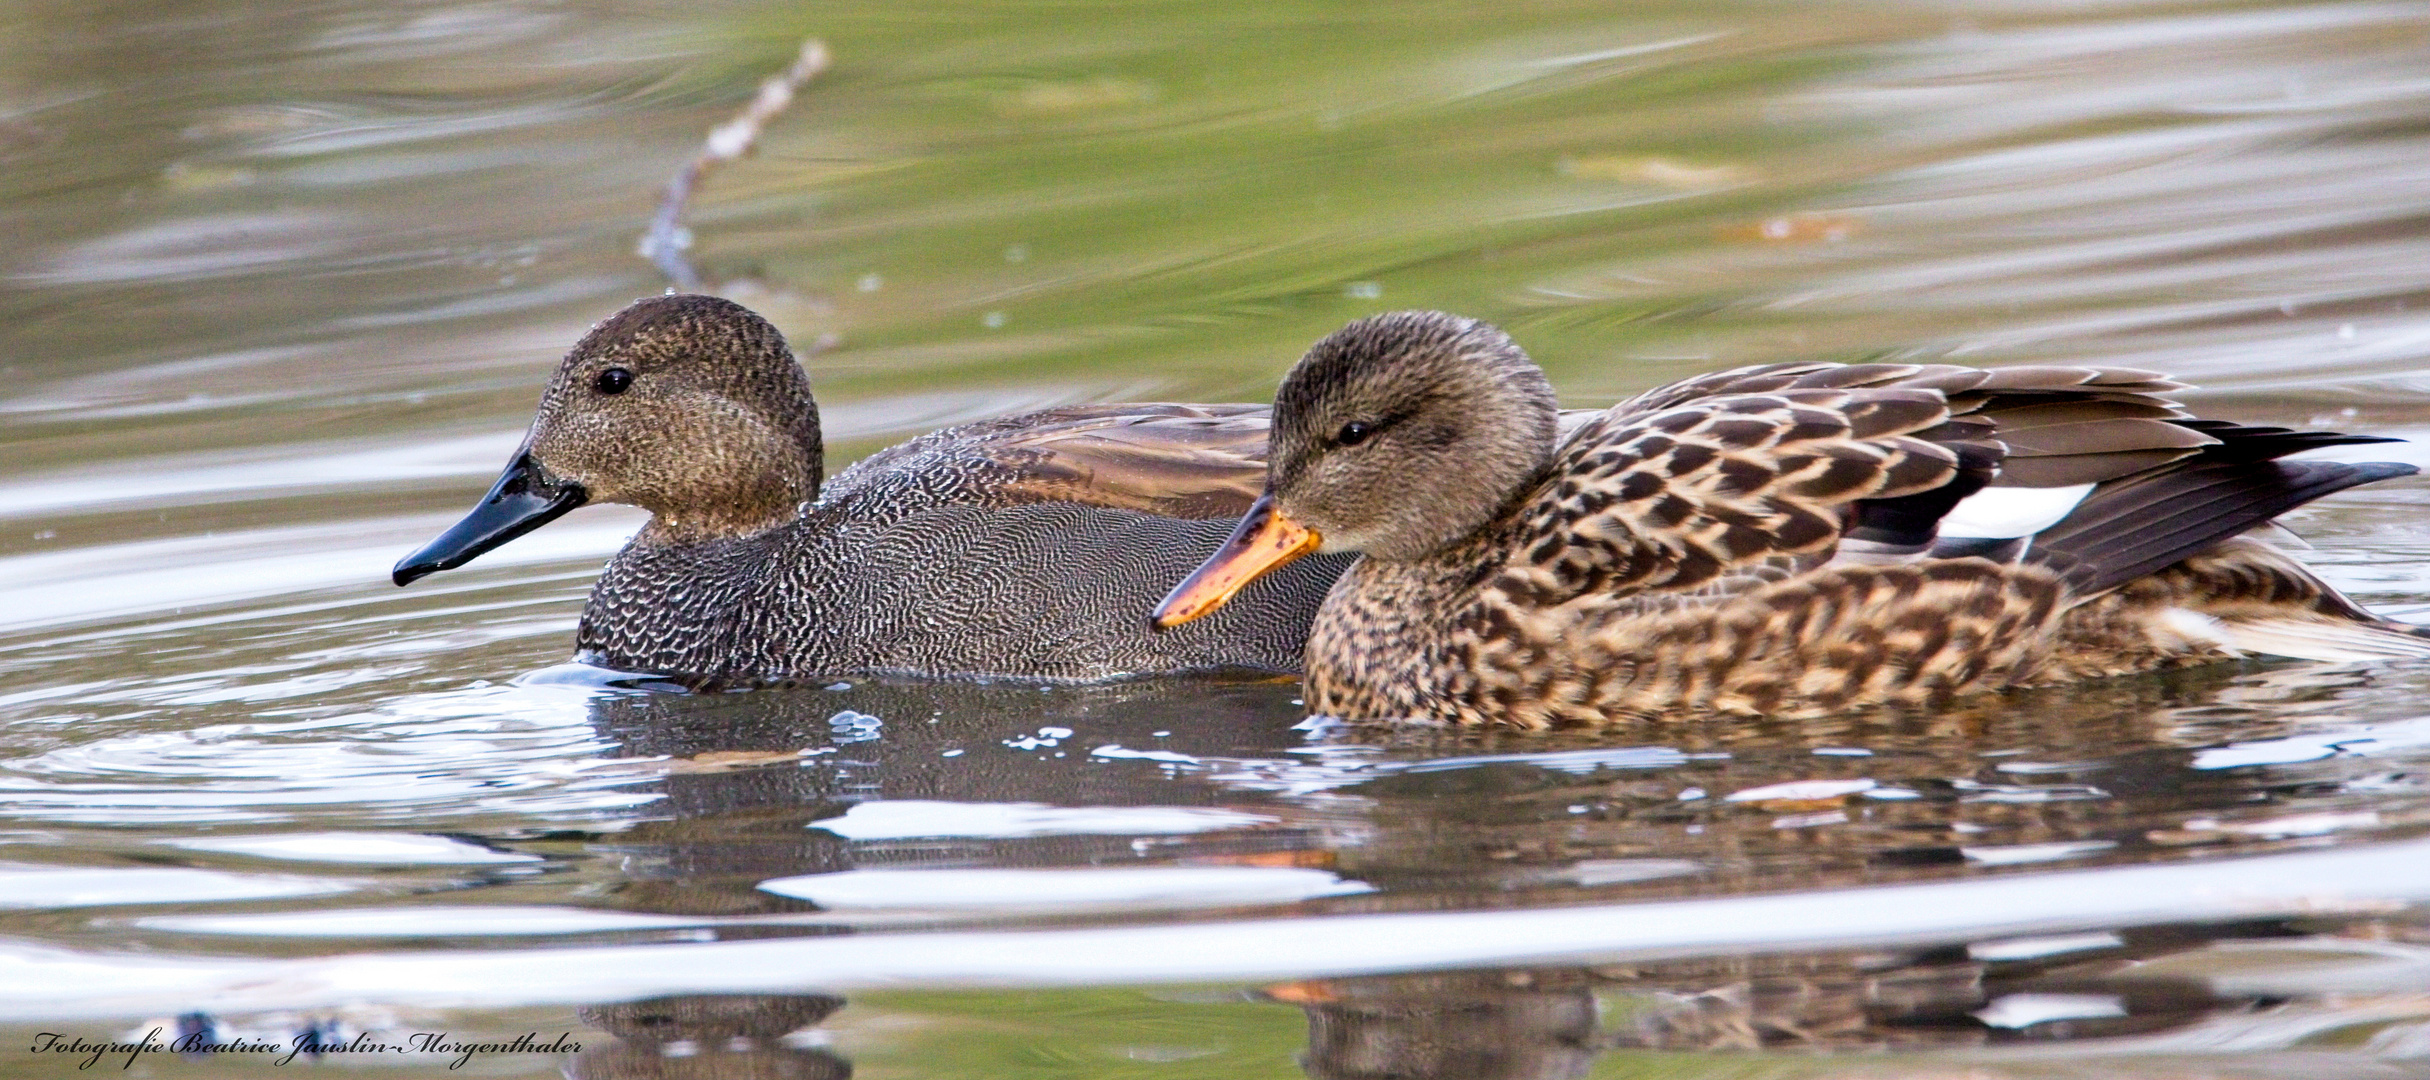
[784,501,1346,678]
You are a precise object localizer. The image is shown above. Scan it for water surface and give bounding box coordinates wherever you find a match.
[6,0,2430,1076]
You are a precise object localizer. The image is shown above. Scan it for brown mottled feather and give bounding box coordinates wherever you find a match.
[1490,388,1961,608]
[1613,361,2207,487]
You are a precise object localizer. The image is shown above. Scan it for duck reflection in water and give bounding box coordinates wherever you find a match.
[1271,972,1598,1080]
[559,657,2425,928]
[571,994,850,1080]
[529,665,2424,1078]
[569,674,1320,917]
[1269,920,2314,1079]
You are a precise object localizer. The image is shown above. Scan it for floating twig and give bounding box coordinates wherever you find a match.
[640,37,830,292]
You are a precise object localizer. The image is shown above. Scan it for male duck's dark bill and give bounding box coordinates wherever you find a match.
[392,452,588,586]
[1152,493,1321,629]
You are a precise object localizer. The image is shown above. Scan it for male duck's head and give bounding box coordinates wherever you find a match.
[393,294,822,586]
[1154,310,1556,627]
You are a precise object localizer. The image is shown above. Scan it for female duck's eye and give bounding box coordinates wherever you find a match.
[1336,421,1375,447]
[593,367,634,395]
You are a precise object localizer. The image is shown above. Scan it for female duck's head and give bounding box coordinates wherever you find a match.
[1155,311,1557,626]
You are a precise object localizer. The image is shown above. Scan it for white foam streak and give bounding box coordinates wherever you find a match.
[809,800,1277,840]
[11,835,2430,1020]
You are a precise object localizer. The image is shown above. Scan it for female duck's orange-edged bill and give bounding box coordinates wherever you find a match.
[1152,494,1321,628]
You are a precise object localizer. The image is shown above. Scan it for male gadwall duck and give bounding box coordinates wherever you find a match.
[395,294,1347,687]
[1154,310,2429,727]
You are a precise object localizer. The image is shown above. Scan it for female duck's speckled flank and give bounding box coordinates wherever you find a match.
[1154,310,2430,727]
[394,294,1347,687]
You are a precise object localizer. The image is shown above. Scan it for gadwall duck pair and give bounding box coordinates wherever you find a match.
[400,298,2427,721]
[1154,311,2430,726]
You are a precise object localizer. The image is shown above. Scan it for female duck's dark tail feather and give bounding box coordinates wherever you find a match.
[2022,415,2415,603]
[2165,420,2404,463]
[2029,459,2416,598]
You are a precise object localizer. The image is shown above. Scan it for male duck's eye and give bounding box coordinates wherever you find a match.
[1336,421,1375,447]
[593,367,634,395]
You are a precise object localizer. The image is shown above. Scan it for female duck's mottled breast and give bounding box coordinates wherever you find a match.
[395,295,1348,687]
[1155,310,2429,727]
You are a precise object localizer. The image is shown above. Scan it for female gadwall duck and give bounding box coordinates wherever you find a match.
[395,294,1347,687]
[1154,310,2429,726]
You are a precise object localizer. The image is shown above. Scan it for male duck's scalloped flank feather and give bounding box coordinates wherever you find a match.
[393,294,1348,687]
[1153,310,2429,727]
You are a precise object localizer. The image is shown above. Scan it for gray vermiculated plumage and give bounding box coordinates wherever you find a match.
[577,421,1352,687]
[1227,310,2426,728]
[406,294,1350,687]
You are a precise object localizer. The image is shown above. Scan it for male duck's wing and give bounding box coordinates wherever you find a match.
[976,404,1279,519]
[1499,363,2213,607]
[825,403,1273,520]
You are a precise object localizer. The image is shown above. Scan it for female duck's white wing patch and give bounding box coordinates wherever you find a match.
[1938,482,2095,540]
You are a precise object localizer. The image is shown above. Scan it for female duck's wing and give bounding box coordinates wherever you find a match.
[1610,361,2205,485]
[1526,361,2416,613]
[1498,384,1962,607]
[1498,363,2225,608]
